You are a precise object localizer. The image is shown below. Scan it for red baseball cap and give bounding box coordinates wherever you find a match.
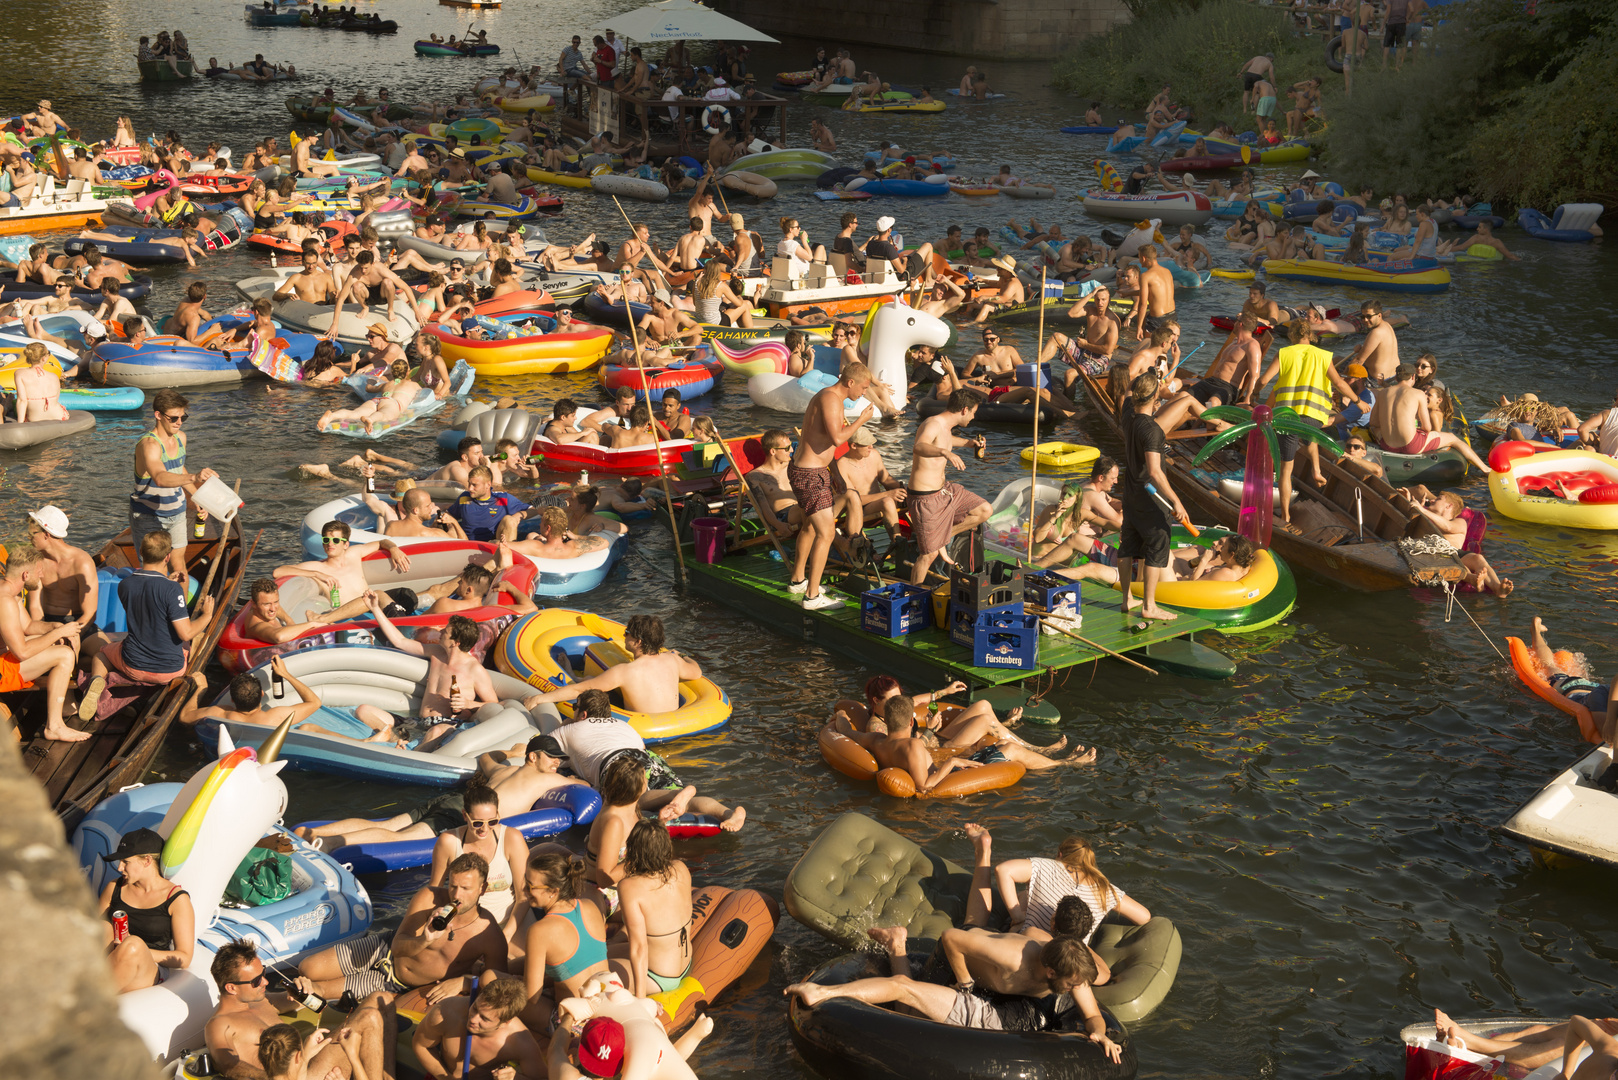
[577,1017,625,1077]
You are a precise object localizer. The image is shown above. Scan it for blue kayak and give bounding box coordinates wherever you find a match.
[1061,125,1118,135]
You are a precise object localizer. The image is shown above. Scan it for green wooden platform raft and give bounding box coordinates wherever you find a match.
[683,535,1235,685]
[138,59,196,82]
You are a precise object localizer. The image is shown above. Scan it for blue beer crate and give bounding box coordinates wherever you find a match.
[861,583,933,637]
[972,612,1040,670]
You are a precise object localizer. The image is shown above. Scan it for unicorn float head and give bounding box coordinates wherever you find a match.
[132,168,180,213]
[866,302,950,410]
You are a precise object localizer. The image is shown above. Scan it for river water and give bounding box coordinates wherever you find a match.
[9,1,1618,1076]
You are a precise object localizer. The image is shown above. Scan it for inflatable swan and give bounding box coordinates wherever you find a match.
[73,716,371,1062]
[746,302,950,415]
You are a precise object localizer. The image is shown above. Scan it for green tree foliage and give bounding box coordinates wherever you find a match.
[1053,0,1323,125]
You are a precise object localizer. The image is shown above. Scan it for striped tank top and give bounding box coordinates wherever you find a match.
[130,431,187,518]
[1024,857,1122,943]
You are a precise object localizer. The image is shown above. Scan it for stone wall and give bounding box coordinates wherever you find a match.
[0,722,162,1080]
[716,0,1131,60]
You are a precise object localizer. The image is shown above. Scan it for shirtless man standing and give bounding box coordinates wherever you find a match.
[26,505,98,645]
[298,855,509,1008]
[1240,53,1276,111]
[1192,314,1264,407]
[907,389,991,583]
[331,249,425,331]
[834,426,907,547]
[1371,364,1488,470]
[687,175,719,236]
[273,519,411,624]
[206,941,395,1080]
[523,614,700,719]
[745,428,804,541]
[1129,244,1176,343]
[788,363,875,609]
[1347,299,1401,382]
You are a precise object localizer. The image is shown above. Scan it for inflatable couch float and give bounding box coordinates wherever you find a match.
[323,359,475,439]
[783,812,1182,1024]
[218,539,539,671]
[1081,190,1213,227]
[599,346,725,401]
[494,608,731,742]
[72,721,371,1062]
[299,784,602,876]
[192,645,564,785]
[1487,441,1618,530]
[425,312,615,376]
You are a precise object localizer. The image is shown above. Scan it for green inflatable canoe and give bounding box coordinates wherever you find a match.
[784,812,1182,1023]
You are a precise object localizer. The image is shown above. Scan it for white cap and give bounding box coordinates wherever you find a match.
[28,505,68,538]
[83,318,106,338]
[713,76,727,87]
[876,216,895,231]
[652,289,672,305]
[1301,169,1321,180]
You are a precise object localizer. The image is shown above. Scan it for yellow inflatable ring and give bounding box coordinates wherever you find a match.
[1020,442,1099,471]
[0,349,64,391]
[495,609,732,742]
[1122,546,1281,610]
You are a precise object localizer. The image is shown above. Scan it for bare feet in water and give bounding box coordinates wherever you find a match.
[719,805,747,832]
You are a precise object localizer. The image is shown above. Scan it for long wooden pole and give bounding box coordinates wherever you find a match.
[1036,613,1159,675]
[1025,265,1047,561]
[610,194,673,295]
[703,417,793,567]
[618,269,686,582]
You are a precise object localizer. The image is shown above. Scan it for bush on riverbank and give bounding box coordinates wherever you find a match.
[1053,0,1323,126]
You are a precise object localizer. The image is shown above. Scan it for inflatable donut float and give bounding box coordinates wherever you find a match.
[819,702,1025,798]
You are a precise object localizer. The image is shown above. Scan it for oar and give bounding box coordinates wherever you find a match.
[619,271,686,583]
[609,194,674,295]
[1025,265,1047,560]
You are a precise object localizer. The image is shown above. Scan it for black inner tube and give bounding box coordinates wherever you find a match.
[1325,34,1346,74]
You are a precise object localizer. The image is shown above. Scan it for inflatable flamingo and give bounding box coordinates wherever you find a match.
[132,169,180,213]
[74,717,371,1061]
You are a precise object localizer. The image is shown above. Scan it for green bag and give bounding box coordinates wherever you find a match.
[223,848,294,907]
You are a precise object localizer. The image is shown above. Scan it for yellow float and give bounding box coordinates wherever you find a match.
[1120,545,1282,610]
[0,349,64,391]
[426,320,615,376]
[1487,444,1618,531]
[490,94,554,114]
[1020,442,1100,471]
[526,165,593,190]
[495,609,732,742]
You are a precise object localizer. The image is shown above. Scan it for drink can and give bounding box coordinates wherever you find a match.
[329,587,341,610]
[111,910,129,942]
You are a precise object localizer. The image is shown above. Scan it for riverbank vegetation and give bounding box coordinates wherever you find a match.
[1056,0,1618,211]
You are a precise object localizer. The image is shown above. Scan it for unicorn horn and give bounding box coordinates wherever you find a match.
[256,710,299,764]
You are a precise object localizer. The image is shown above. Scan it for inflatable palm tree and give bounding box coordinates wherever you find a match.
[1190,404,1342,548]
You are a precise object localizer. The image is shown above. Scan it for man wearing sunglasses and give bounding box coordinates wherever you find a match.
[273,520,410,625]
[206,939,395,1080]
[130,389,217,581]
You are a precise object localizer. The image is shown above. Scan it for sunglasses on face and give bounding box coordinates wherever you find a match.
[321,536,348,547]
[226,972,268,988]
[163,413,188,424]
[466,817,497,828]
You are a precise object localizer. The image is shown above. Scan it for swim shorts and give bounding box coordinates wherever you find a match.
[407,790,468,834]
[1087,540,1119,569]
[906,483,987,556]
[1549,673,1611,715]
[946,987,1005,1030]
[1384,22,1407,46]
[787,463,837,516]
[333,932,408,997]
[1379,429,1439,456]
[598,747,685,792]
[969,744,1008,765]
[0,651,33,694]
[1256,95,1277,117]
[1117,495,1170,569]
[1141,312,1176,335]
[1243,72,1262,91]
[1278,415,1325,460]
[1189,376,1238,407]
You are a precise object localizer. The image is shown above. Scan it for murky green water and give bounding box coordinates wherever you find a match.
[8,2,1618,1076]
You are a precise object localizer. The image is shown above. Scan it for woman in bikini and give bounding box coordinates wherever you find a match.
[112,116,138,148]
[427,781,530,924]
[584,753,645,887]
[514,850,624,1031]
[316,358,420,434]
[612,819,694,999]
[97,827,196,993]
[1225,201,1264,248]
[13,342,68,423]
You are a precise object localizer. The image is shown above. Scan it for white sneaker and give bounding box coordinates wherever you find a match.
[787,578,809,594]
[803,592,842,610]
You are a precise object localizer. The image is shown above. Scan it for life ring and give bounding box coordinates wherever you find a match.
[817,718,1026,799]
[701,105,731,135]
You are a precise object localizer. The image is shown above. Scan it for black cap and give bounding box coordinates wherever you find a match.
[527,734,566,759]
[103,827,164,862]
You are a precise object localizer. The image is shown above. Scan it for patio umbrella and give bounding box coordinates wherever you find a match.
[590,0,779,43]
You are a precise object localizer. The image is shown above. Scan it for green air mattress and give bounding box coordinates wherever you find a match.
[784,812,1181,1021]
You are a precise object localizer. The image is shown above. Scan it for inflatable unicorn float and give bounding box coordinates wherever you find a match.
[746,301,952,415]
[72,716,370,1062]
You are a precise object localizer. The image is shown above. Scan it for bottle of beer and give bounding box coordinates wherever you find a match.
[364,469,375,494]
[271,667,286,700]
[973,436,986,461]
[193,509,206,539]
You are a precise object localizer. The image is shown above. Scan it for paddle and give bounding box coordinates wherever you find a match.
[619,269,686,582]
